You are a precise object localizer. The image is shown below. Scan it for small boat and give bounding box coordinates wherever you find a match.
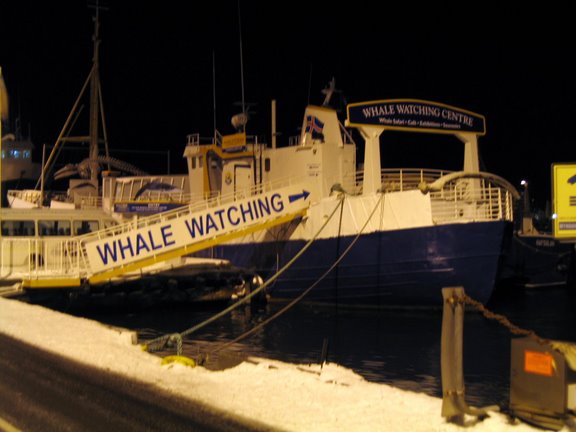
[498,181,573,289]
[1,128,41,206]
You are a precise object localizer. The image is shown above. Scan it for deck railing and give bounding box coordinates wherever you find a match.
[429,180,513,223]
[7,189,102,210]
[0,237,84,281]
[342,168,514,223]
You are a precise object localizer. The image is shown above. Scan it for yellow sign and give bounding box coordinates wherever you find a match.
[222,132,246,150]
[552,163,576,239]
[0,67,8,120]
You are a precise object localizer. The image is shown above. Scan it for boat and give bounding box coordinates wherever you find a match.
[121,92,517,308]
[1,124,41,207]
[32,90,514,309]
[498,180,573,289]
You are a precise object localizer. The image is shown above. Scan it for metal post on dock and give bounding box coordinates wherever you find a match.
[441,287,499,425]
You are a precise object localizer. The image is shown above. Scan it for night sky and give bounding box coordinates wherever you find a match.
[2,1,575,207]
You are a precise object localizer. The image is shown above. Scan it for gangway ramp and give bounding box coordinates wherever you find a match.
[20,183,311,289]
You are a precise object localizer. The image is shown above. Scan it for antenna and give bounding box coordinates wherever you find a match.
[212,51,217,134]
[237,0,246,132]
[321,77,337,107]
[307,64,313,105]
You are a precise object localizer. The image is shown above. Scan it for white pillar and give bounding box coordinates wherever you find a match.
[457,132,480,173]
[457,132,481,205]
[358,126,383,195]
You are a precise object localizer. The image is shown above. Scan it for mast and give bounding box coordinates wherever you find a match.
[88,4,101,183]
[36,2,108,193]
[0,67,8,210]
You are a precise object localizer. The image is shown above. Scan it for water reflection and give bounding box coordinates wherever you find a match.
[68,285,576,412]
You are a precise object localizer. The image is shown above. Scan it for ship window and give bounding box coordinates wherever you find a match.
[191,157,196,169]
[1,220,36,236]
[39,220,71,236]
[1,149,32,159]
[73,220,99,235]
[198,156,203,168]
[265,158,270,172]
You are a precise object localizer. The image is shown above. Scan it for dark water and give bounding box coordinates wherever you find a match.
[66,285,576,412]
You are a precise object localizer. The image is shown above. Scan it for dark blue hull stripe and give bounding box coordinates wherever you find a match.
[193,221,511,306]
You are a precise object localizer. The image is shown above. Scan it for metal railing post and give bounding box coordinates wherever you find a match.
[441,287,499,424]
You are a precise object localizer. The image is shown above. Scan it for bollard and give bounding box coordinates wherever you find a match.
[319,337,329,369]
[441,287,499,424]
[169,333,183,356]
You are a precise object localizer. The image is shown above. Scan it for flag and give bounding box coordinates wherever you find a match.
[305,115,324,134]
[0,68,8,121]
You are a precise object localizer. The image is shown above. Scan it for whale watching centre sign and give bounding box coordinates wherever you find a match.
[346,99,486,135]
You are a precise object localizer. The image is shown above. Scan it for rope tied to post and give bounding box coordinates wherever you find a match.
[142,193,348,355]
[205,192,384,359]
[143,191,385,365]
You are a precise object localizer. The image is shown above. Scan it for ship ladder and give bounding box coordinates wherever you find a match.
[20,182,312,289]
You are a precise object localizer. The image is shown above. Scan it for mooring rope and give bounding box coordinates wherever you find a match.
[142,194,346,353]
[203,192,385,358]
